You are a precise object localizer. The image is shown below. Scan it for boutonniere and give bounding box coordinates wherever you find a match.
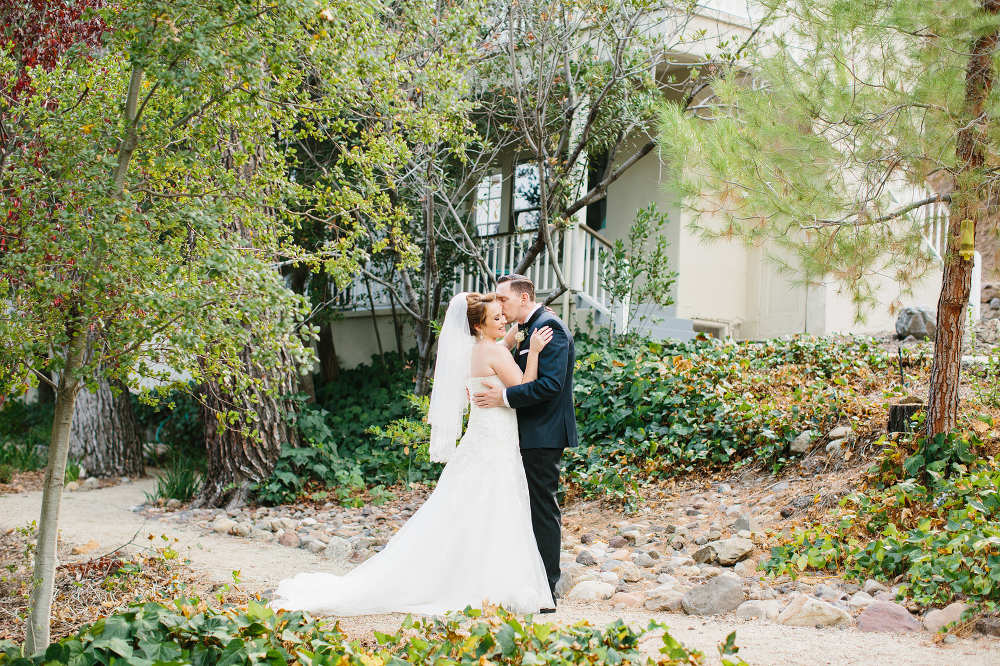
[514,330,526,343]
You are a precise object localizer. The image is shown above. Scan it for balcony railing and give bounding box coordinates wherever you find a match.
[336,223,618,322]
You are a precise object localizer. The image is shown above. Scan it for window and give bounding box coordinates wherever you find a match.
[474,169,503,236]
[586,152,609,231]
[513,162,541,230]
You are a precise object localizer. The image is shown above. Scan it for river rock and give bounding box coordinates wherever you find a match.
[732,514,760,534]
[647,591,686,612]
[849,591,875,610]
[692,544,717,564]
[230,522,253,537]
[976,617,1000,637]
[715,537,754,565]
[277,530,301,548]
[857,601,922,633]
[303,539,326,554]
[213,518,237,534]
[923,602,969,633]
[618,561,643,582]
[634,553,657,568]
[576,550,597,566]
[65,482,79,492]
[568,580,616,601]
[250,528,273,541]
[554,572,577,599]
[609,592,645,608]
[681,575,744,615]
[777,596,853,627]
[608,536,628,549]
[790,431,816,454]
[735,600,782,620]
[896,305,936,340]
[863,579,888,594]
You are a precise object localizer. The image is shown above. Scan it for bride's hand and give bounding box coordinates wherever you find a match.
[529,326,553,353]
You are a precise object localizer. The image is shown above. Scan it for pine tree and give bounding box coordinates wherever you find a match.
[660,0,1000,435]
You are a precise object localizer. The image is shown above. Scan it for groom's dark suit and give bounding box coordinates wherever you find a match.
[505,306,577,599]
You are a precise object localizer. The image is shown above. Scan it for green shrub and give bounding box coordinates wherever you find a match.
[133,385,206,467]
[64,459,81,484]
[145,465,202,504]
[762,428,1000,608]
[0,399,54,471]
[0,597,721,666]
[0,464,12,484]
[566,331,889,503]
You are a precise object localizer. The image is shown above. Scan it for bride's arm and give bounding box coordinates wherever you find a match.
[486,327,553,387]
[521,327,552,383]
[498,324,519,350]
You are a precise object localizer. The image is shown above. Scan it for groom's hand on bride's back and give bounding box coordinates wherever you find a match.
[472,380,505,408]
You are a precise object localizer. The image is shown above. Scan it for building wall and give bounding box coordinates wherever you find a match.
[823,268,944,336]
[331,311,417,370]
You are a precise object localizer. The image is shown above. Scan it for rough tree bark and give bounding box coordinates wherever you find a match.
[926,0,998,436]
[68,376,144,478]
[193,346,299,509]
[192,133,300,510]
[317,322,339,382]
[25,331,85,655]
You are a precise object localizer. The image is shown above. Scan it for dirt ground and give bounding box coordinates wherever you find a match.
[2,476,998,665]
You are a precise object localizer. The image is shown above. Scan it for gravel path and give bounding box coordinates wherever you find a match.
[2,478,998,666]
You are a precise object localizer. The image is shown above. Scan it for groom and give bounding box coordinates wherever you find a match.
[472,274,577,610]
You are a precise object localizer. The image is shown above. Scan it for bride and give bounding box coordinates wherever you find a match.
[270,292,555,616]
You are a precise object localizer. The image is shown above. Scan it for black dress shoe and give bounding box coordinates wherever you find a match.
[539,607,557,614]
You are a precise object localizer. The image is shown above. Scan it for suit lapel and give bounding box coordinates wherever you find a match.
[515,307,545,368]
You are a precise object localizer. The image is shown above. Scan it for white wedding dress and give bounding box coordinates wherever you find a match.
[270,376,553,616]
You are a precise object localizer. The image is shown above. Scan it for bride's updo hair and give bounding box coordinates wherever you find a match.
[466,292,497,334]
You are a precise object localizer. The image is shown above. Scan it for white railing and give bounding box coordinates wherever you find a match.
[336,224,618,320]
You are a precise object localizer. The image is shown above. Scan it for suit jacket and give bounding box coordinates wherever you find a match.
[505,307,578,450]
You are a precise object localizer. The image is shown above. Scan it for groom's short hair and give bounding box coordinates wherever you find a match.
[497,273,535,301]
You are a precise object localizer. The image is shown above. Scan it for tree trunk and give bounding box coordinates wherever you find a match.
[192,347,299,509]
[68,376,144,478]
[927,2,998,436]
[318,322,339,381]
[36,371,55,405]
[25,332,85,656]
[413,320,435,396]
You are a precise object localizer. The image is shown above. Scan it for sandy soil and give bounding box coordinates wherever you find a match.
[2,477,998,666]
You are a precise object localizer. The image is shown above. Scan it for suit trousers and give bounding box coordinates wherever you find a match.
[520,447,563,600]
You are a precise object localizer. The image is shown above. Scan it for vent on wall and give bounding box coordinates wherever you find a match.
[692,321,728,339]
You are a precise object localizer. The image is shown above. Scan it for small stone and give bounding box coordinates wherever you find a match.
[923,602,969,633]
[300,517,318,527]
[777,596,853,627]
[733,514,760,534]
[812,583,840,600]
[976,617,1000,637]
[735,600,782,619]
[770,482,790,492]
[718,484,732,494]
[692,544,717,564]
[65,482,79,492]
[580,532,597,545]
[848,591,875,611]
[790,431,816,454]
[609,592,644,608]
[826,439,847,454]
[618,561,643,582]
[322,536,351,561]
[230,522,253,537]
[213,518,237,534]
[567,580,616,601]
[714,537,754,566]
[166,499,182,509]
[634,553,657,568]
[694,536,708,546]
[780,507,795,518]
[725,505,744,518]
[249,529,273,541]
[856,601,922,633]
[608,536,628,549]
[943,635,958,644]
[71,539,99,556]
[576,550,598,566]
[733,562,752,578]
[278,530,300,548]
[119,476,130,484]
[875,591,897,602]
[863,579,888,594]
[828,426,852,439]
[303,540,326,553]
[681,575,745,615]
[645,588,686,612]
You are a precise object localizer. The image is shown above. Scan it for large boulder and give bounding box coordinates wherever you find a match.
[895,305,936,340]
[681,575,744,615]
